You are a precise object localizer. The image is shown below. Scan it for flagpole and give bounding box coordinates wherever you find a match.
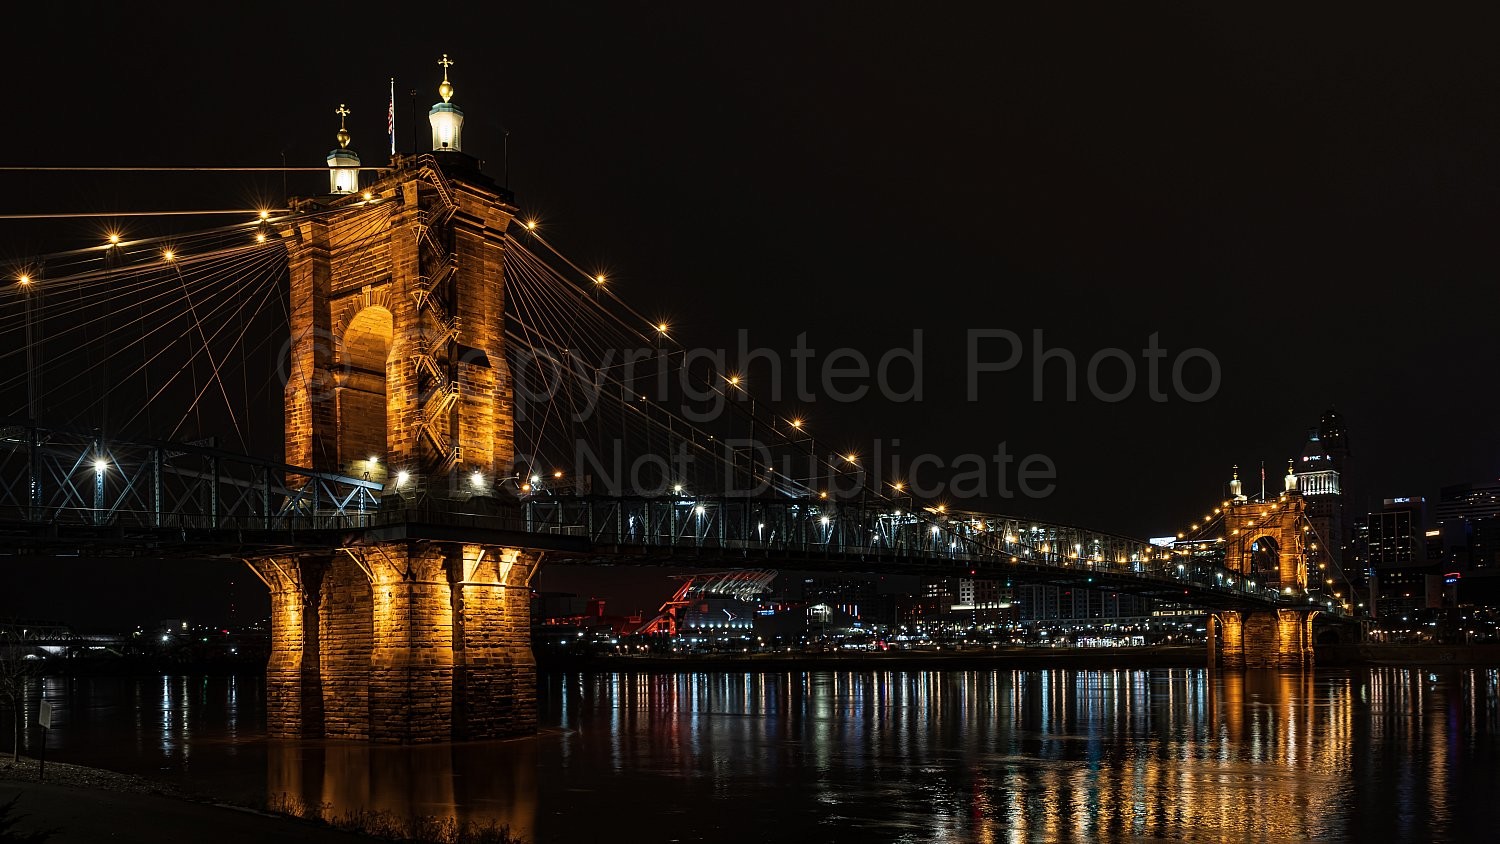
[389,77,396,156]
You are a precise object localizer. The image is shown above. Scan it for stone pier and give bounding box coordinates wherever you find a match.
[1211,609,1317,669]
[247,542,538,742]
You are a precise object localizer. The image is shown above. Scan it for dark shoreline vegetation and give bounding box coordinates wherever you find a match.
[266,792,522,844]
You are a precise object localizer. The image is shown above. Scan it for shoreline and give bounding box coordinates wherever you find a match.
[539,643,1500,672]
[540,645,1200,673]
[0,756,521,843]
[0,756,373,842]
[16,643,1500,680]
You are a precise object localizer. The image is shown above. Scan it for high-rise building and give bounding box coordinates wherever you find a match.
[1297,429,1343,568]
[1435,480,1500,572]
[951,578,1015,624]
[1369,497,1430,623]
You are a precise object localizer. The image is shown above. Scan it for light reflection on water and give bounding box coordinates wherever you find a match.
[4,667,1498,842]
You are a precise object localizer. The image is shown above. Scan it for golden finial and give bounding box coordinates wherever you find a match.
[1232,464,1239,480]
[335,103,351,149]
[438,53,455,103]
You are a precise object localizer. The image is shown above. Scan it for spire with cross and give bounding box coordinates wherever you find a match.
[335,104,351,149]
[438,54,455,103]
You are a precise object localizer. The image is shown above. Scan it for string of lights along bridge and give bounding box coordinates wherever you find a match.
[0,53,1359,742]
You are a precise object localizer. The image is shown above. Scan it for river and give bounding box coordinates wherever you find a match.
[4,667,1497,842]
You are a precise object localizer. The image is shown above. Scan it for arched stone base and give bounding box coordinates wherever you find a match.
[1210,609,1317,669]
[247,542,539,742]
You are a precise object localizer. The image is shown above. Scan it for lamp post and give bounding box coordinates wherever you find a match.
[18,271,39,522]
[17,272,36,422]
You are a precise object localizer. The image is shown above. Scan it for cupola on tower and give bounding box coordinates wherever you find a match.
[327,103,360,194]
[429,54,464,151]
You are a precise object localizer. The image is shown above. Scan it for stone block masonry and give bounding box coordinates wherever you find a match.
[247,542,539,742]
[260,152,535,742]
[1212,609,1317,669]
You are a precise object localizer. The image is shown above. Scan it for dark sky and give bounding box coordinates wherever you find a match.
[2,3,1498,625]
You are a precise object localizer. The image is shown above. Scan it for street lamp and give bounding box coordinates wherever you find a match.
[17,272,37,422]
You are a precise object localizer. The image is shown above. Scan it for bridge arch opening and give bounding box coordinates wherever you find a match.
[337,306,394,477]
[1246,534,1281,586]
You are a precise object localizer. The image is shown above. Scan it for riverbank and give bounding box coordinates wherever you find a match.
[1317,642,1500,666]
[0,757,368,843]
[540,643,1500,672]
[538,644,1207,672]
[20,643,1500,681]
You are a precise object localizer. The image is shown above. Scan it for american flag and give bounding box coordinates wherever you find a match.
[388,78,395,154]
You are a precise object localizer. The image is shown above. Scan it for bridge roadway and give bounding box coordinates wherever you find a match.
[0,423,1347,614]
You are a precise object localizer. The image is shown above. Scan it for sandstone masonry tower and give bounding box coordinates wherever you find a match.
[247,57,541,742]
[1208,464,1320,669]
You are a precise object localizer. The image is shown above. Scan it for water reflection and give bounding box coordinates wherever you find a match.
[3,667,1496,843]
[266,739,537,839]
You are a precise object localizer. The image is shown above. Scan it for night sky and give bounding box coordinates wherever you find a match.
[1,3,1497,625]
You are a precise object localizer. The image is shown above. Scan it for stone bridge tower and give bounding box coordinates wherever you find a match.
[1211,463,1320,669]
[1220,463,1311,592]
[247,57,541,742]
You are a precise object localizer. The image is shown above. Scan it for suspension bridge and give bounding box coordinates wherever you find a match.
[0,58,1361,742]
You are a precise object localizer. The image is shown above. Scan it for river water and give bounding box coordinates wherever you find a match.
[5,667,1498,842]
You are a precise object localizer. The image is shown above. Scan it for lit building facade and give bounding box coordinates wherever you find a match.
[1368,497,1431,623]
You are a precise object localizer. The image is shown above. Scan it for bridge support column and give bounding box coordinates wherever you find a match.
[449,546,537,739]
[247,543,539,742]
[1213,609,1316,669]
[245,556,328,738]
